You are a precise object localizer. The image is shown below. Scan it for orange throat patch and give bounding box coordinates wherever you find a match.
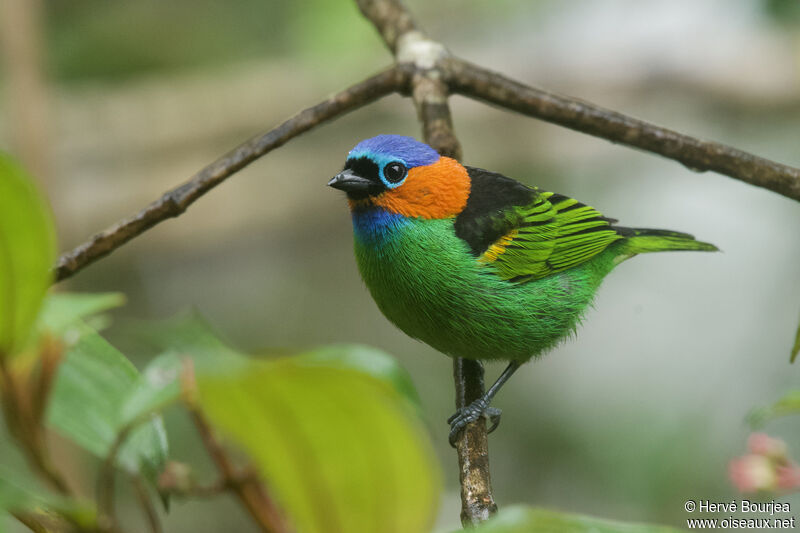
[348,157,470,219]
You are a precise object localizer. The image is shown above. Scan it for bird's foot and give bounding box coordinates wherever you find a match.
[447,398,502,447]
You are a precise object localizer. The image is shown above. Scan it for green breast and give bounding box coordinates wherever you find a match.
[353,212,618,361]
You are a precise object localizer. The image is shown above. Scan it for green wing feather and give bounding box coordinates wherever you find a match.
[479,192,623,282]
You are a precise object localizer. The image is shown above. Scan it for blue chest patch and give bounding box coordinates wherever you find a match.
[352,207,409,246]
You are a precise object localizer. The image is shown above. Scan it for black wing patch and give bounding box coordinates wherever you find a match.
[454,167,627,282]
[454,166,537,256]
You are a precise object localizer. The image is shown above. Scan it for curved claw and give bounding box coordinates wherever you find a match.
[485,407,502,434]
[447,399,502,447]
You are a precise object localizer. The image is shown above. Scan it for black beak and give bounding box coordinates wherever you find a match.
[328,169,375,193]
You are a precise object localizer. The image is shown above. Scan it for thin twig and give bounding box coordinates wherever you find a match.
[160,473,241,499]
[96,410,169,533]
[10,511,48,533]
[181,359,289,533]
[158,461,260,499]
[445,58,800,202]
[0,358,25,444]
[0,358,71,496]
[186,404,288,533]
[31,335,62,427]
[97,422,138,523]
[132,475,163,533]
[53,66,407,282]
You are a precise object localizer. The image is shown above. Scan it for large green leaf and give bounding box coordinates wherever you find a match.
[123,315,421,412]
[198,358,440,533]
[0,467,95,528]
[0,471,45,517]
[749,390,800,427]
[0,154,56,356]
[791,315,800,363]
[459,505,683,533]
[47,321,168,481]
[294,344,422,412]
[124,312,246,365]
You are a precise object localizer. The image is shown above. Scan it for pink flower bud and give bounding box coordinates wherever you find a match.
[777,464,800,491]
[729,454,777,492]
[748,432,788,459]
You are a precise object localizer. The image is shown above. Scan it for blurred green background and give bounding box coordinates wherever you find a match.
[2,0,800,531]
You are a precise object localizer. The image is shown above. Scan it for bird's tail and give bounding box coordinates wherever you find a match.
[618,227,719,254]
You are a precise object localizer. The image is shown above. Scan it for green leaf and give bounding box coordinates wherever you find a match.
[459,505,684,533]
[0,153,57,356]
[120,351,183,426]
[790,314,800,363]
[132,315,422,408]
[117,314,249,427]
[0,471,42,515]
[748,390,800,428]
[123,312,248,372]
[198,358,441,533]
[0,467,95,527]
[294,344,422,412]
[47,320,168,481]
[764,0,800,25]
[36,292,125,339]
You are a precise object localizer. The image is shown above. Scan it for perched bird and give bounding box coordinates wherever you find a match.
[329,134,717,445]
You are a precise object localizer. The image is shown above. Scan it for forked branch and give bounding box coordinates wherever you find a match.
[54,4,800,284]
[354,0,498,525]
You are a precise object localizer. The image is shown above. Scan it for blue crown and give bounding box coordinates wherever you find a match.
[349,135,440,168]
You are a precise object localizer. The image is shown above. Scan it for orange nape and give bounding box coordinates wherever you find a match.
[350,157,470,219]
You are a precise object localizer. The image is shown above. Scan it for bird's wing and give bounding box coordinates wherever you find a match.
[480,190,624,282]
[455,167,623,282]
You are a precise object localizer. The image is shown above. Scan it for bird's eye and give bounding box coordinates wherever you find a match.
[383,162,407,184]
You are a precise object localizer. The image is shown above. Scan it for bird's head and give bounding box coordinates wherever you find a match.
[328,135,470,219]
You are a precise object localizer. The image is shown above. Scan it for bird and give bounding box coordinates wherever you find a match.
[328,134,717,445]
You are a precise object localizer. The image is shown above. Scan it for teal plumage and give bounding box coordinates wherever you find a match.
[329,134,717,441]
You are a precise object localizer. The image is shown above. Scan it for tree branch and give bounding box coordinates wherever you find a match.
[445,58,800,202]
[53,66,407,282]
[452,359,498,525]
[53,2,800,285]
[353,0,419,54]
[356,0,496,525]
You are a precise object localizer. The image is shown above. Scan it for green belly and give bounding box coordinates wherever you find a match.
[353,217,618,361]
